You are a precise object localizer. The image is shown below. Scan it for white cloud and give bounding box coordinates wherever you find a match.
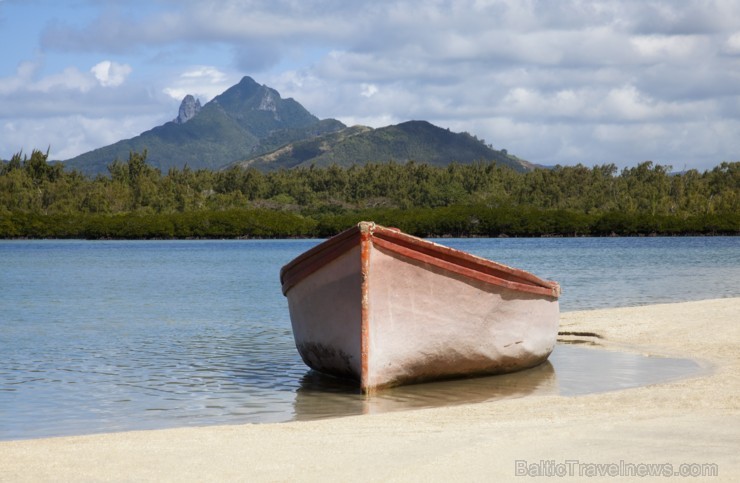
[163,66,234,102]
[725,32,740,54]
[0,61,37,95]
[1,114,164,160]
[338,114,400,129]
[1,60,96,96]
[360,83,378,98]
[0,58,174,159]
[35,67,97,93]
[90,61,132,87]
[630,34,707,61]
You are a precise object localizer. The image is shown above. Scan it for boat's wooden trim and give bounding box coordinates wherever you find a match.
[370,225,560,298]
[359,226,372,393]
[280,221,560,299]
[280,225,361,295]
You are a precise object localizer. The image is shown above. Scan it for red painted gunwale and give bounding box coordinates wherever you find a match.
[280,222,560,299]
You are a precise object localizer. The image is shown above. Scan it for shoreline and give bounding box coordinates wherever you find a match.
[1,298,738,481]
[2,232,739,241]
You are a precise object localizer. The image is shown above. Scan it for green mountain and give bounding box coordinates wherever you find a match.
[232,120,534,172]
[63,76,346,175]
[63,76,533,176]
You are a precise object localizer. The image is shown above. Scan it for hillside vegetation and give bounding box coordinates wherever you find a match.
[1,150,737,238]
[236,121,531,172]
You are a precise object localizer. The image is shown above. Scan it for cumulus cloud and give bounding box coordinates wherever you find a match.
[162,66,234,102]
[725,32,740,54]
[0,60,97,95]
[0,57,174,160]
[360,83,378,98]
[0,61,38,95]
[90,61,132,87]
[3,114,168,161]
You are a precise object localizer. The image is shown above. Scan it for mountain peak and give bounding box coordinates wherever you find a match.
[63,76,344,175]
[214,76,262,103]
[238,76,260,87]
[174,95,202,124]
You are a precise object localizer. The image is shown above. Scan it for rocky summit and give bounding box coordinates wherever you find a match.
[174,95,202,124]
[63,76,346,175]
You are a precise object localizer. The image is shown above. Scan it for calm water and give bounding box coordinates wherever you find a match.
[1,237,738,440]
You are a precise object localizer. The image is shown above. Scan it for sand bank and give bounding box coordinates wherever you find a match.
[1,298,738,482]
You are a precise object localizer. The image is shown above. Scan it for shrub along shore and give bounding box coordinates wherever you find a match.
[1,150,737,239]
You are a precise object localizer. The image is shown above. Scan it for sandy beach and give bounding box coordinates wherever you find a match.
[1,297,738,482]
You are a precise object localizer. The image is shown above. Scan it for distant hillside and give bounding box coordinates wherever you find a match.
[64,76,346,176]
[233,120,534,172]
[62,76,533,176]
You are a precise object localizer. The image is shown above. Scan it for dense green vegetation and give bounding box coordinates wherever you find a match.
[1,150,737,238]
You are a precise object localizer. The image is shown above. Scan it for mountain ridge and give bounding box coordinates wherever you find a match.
[63,76,534,175]
[63,76,346,175]
[234,120,533,172]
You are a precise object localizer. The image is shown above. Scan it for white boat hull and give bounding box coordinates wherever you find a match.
[281,222,560,392]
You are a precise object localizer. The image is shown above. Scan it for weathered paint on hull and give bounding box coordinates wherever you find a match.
[285,245,363,380]
[281,222,560,393]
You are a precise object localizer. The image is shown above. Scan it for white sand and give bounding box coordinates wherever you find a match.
[1,298,738,482]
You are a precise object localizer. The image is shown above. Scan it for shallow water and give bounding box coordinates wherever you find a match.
[0,343,703,440]
[1,237,736,440]
[291,344,703,420]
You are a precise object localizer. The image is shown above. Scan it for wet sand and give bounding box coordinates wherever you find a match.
[1,298,738,482]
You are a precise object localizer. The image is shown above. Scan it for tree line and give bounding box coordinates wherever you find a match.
[1,149,737,238]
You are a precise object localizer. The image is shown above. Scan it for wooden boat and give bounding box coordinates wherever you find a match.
[280,222,561,393]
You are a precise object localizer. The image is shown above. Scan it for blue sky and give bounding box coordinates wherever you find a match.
[1,0,740,171]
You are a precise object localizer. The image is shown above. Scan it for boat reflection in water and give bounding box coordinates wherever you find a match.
[292,360,557,420]
[290,342,705,421]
